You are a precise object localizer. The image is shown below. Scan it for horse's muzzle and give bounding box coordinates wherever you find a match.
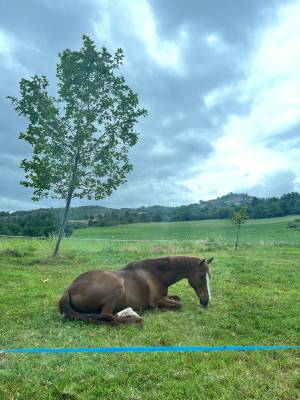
[200,299,209,308]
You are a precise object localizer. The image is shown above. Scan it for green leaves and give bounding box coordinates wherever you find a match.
[231,206,248,227]
[8,35,147,202]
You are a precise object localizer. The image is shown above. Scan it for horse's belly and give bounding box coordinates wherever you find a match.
[120,279,149,312]
[119,292,147,312]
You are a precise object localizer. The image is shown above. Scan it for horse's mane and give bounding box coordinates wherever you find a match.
[123,256,199,273]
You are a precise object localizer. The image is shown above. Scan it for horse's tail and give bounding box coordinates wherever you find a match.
[58,291,116,325]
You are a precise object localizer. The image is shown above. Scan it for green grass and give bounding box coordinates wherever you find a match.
[72,215,300,243]
[0,217,300,399]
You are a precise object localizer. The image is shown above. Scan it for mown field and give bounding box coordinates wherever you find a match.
[0,216,300,399]
[72,215,300,243]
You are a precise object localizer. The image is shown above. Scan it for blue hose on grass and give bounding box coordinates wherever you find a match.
[1,345,300,354]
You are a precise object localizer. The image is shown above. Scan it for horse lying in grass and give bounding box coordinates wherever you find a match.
[59,256,213,325]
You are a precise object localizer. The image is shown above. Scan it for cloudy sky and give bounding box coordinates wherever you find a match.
[1,0,300,211]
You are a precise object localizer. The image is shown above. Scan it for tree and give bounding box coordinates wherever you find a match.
[8,36,147,256]
[152,212,163,222]
[0,211,73,238]
[88,215,95,226]
[231,206,248,250]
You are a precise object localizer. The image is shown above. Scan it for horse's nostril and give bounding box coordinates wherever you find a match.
[200,299,209,307]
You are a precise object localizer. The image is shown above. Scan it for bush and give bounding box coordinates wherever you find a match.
[0,211,74,238]
[288,220,300,229]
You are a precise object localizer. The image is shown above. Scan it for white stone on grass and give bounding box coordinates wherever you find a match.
[116,307,141,318]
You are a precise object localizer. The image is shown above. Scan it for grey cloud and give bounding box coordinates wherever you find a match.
[0,154,20,171]
[0,0,95,54]
[99,179,195,208]
[0,0,101,212]
[0,0,295,210]
[245,170,298,198]
[0,167,28,206]
[0,106,31,157]
[149,0,289,44]
[128,131,213,182]
[264,122,300,149]
[89,0,255,123]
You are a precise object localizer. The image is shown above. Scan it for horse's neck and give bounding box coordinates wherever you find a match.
[155,258,193,287]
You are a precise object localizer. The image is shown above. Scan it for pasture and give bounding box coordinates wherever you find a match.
[72,215,300,243]
[0,216,300,399]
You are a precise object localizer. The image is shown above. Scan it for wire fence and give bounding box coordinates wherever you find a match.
[0,234,47,240]
[66,238,300,245]
[0,234,299,246]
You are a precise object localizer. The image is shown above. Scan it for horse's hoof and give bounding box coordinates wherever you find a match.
[168,295,181,301]
[117,315,144,325]
[98,313,117,324]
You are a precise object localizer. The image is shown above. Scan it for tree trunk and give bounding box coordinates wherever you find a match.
[235,225,241,250]
[52,152,79,257]
[52,189,73,257]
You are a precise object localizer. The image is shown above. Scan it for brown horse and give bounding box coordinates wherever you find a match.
[59,256,213,325]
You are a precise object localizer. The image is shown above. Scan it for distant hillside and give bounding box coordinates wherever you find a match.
[199,192,253,207]
[9,205,115,219]
[1,192,300,235]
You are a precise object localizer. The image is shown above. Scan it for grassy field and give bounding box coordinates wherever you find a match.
[0,217,300,399]
[72,215,300,243]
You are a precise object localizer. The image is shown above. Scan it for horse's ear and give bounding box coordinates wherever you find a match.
[198,257,213,266]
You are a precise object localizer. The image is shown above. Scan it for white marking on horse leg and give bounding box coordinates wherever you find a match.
[206,273,211,301]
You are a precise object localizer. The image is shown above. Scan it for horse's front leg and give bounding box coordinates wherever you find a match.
[157,296,182,310]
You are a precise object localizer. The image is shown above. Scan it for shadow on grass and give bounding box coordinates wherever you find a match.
[0,246,36,258]
[27,254,78,266]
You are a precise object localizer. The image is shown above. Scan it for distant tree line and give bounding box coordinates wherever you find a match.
[88,192,300,227]
[0,211,73,237]
[1,192,299,235]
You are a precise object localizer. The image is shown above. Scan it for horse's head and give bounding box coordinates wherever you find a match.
[188,257,214,308]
